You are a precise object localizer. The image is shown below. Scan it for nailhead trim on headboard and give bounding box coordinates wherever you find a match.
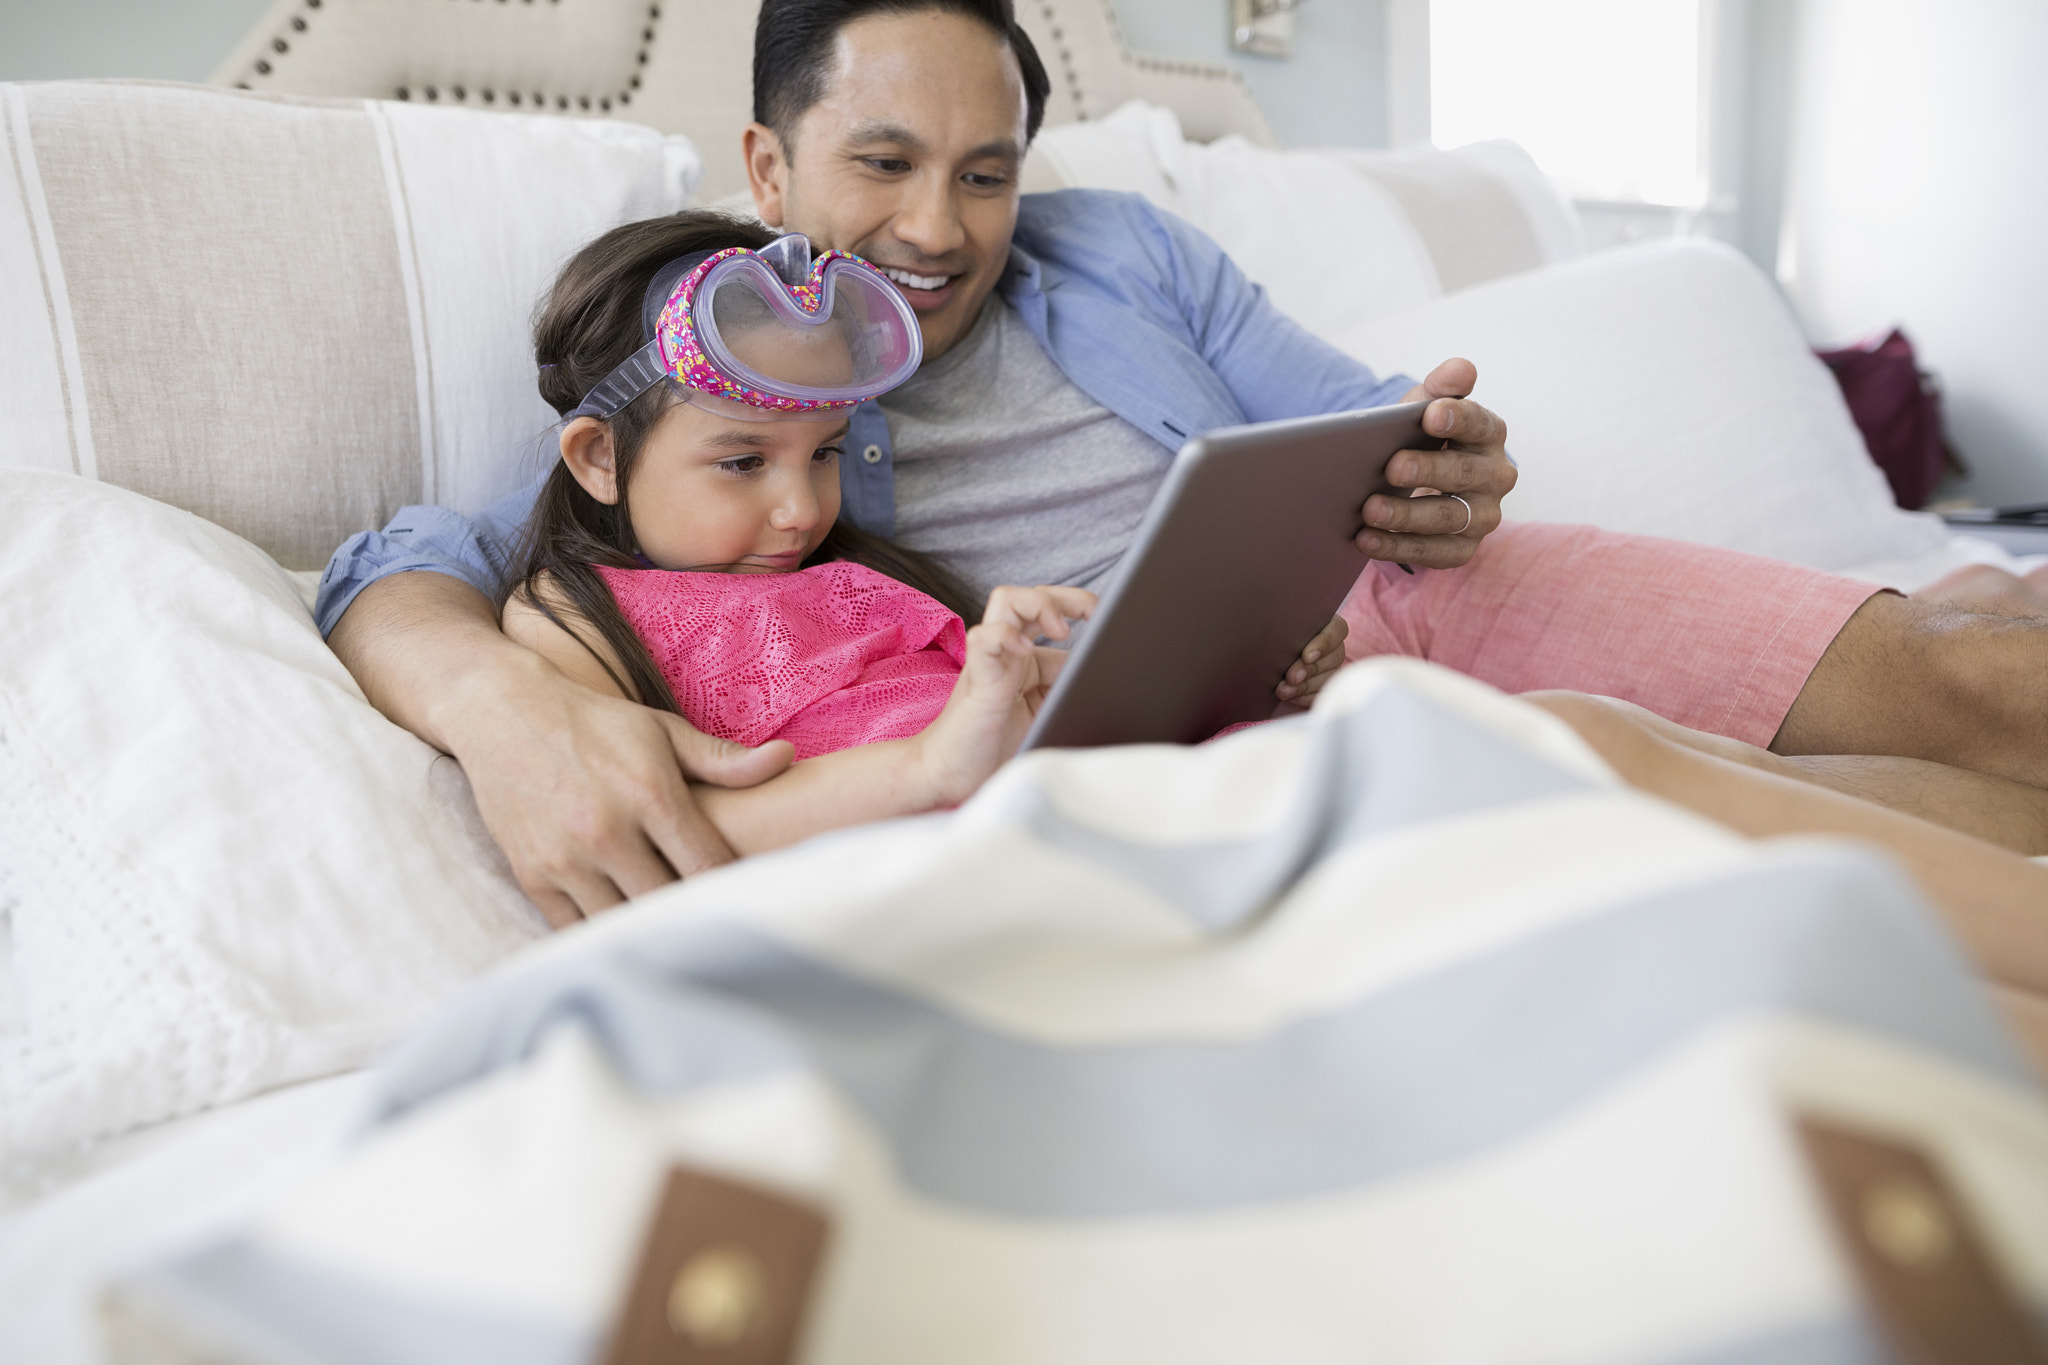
[1034,0,1264,124]
[229,0,660,117]
[1036,1,1087,118]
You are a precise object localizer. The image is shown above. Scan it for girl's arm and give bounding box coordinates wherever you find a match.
[505,580,1091,860]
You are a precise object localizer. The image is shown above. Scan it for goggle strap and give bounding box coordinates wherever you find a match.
[564,337,669,421]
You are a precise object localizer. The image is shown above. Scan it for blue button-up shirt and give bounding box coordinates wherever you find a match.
[315,188,1415,637]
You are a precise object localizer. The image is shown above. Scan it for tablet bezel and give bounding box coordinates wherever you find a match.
[1020,400,1432,751]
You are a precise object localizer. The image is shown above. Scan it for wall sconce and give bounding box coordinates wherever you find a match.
[1230,0,1300,58]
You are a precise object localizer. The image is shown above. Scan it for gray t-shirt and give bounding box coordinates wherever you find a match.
[880,295,1172,600]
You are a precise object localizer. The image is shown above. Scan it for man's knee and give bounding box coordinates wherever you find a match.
[1776,589,2048,760]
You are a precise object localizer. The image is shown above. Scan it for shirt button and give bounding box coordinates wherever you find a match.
[861,444,884,465]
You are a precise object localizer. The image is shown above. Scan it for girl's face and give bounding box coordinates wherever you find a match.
[566,400,847,572]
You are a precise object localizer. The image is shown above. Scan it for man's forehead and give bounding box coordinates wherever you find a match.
[803,10,1027,145]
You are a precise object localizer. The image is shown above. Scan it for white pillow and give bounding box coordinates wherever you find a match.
[0,81,701,569]
[1026,102,1585,337]
[0,470,545,1162]
[1331,238,1948,570]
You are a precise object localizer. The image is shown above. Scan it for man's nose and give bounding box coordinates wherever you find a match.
[892,168,967,261]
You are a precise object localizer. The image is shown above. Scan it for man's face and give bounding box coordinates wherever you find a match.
[746,9,1029,362]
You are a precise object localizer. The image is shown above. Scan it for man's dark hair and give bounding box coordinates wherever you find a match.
[753,0,1052,151]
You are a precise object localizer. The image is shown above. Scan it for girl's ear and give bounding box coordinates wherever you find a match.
[559,417,621,504]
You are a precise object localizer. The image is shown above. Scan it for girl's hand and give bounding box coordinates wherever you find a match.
[918,585,1095,805]
[1275,614,1348,709]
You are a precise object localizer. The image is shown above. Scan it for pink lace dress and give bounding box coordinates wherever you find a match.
[594,560,966,761]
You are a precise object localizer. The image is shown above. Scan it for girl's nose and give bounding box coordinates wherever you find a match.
[768,470,820,532]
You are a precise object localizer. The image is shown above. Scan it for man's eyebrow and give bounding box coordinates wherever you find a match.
[841,121,1019,164]
[843,118,928,151]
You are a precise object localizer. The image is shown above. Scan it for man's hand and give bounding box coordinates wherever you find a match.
[328,572,791,929]
[454,668,792,927]
[1355,358,1515,570]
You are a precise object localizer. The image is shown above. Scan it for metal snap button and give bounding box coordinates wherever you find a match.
[862,444,883,464]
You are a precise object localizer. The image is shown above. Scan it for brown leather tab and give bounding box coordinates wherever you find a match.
[600,1165,832,1365]
[1794,1116,2048,1365]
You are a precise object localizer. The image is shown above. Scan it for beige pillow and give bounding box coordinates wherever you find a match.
[0,80,700,569]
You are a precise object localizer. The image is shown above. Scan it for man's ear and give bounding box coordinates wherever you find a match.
[559,417,621,505]
[742,122,789,229]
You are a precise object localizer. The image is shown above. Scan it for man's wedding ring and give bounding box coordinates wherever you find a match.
[1447,494,1474,536]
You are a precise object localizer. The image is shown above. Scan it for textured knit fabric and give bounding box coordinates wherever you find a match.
[1339,522,1883,747]
[882,295,1172,599]
[595,561,965,761]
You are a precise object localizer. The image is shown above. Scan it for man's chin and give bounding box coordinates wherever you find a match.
[908,277,998,361]
[896,276,958,314]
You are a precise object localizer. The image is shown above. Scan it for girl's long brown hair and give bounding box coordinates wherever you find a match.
[512,211,979,712]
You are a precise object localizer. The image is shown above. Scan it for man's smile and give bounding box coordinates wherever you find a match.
[878,265,952,291]
[871,262,965,314]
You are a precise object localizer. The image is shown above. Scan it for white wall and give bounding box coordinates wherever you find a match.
[1778,0,2048,503]
[0,0,272,83]
[3,0,1395,150]
[1108,0,1389,147]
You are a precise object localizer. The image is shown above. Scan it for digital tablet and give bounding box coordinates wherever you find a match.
[1020,400,1432,751]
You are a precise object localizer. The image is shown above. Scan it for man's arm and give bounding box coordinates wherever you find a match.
[328,567,788,928]
[1144,206,1516,570]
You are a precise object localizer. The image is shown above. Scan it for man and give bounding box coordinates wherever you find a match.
[319,0,2048,927]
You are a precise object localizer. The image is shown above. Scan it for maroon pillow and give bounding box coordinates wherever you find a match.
[1814,328,1953,510]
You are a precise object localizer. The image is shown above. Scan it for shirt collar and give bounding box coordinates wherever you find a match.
[999,239,1062,302]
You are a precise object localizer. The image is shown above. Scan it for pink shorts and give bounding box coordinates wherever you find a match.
[1339,522,1883,748]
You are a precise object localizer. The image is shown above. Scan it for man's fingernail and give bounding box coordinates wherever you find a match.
[1360,534,1384,553]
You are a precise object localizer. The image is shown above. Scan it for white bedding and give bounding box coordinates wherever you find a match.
[1,1073,368,1365]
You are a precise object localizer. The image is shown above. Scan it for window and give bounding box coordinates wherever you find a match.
[1429,0,1707,207]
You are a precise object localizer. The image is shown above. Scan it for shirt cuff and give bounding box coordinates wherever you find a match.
[314,505,511,638]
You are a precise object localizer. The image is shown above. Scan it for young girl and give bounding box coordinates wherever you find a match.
[503,212,1343,857]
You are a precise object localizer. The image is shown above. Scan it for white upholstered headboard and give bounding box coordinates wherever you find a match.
[208,0,1277,201]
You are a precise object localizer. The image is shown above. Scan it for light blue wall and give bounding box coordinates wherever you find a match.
[0,0,274,83]
[1107,0,1389,148]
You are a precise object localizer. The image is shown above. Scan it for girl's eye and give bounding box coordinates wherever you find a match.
[813,444,843,464]
[715,455,765,475]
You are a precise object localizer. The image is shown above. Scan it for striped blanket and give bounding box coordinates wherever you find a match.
[107,660,2048,1365]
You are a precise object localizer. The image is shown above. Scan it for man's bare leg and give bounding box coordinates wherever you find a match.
[1915,563,2048,619]
[1774,591,2048,790]
[1526,691,2048,855]
[1527,692,2048,1080]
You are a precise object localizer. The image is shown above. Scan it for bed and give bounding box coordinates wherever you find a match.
[4,4,2046,1362]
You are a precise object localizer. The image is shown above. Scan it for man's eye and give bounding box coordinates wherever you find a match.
[864,157,912,174]
[963,172,1009,190]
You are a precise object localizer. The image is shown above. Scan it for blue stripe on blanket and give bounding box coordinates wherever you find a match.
[127,1241,588,1365]
[373,851,2025,1220]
